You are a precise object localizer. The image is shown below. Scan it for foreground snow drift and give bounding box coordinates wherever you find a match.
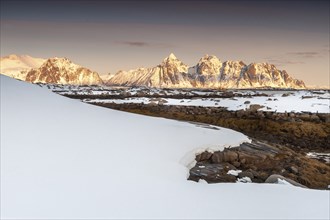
[1,76,329,219]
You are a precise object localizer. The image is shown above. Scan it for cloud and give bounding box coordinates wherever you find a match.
[287,51,320,58]
[263,57,305,66]
[266,59,305,65]
[265,49,326,66]
[118,41,150,47]
[116,41,173,48]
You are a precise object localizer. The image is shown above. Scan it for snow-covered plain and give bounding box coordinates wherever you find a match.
[86,90,330,113]
[1,75,329,219]
[42,84,329,113]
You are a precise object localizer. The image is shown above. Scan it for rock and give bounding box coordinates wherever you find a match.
[265,174,308,188]
[259,172,269,181]
[310,115,320,122]
[244,101,251,104]
[223,162,237,171]
[325,116,330,123]
[300,114,310,121]
[232,161,241,168]
[237,152,258,164]
[158,99,168,105]
[189,164,224,178]
[189,164,237,183]
[297,176,311,187]
[288,166,299,174]
[223,151,238,162]
[248,104,264,111]
[236,110,246,118]
[257,111,265,118]
[302,96,314,99]
[247,169,260,178]
[196,151,213,162]
[212,174,237,183]
[147,101,158,106]
[240,158,246,164]
[122,92,131,96]
[211,152,224,163]
[238,171,254,179]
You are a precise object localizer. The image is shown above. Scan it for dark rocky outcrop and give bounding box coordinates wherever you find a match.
[188,140,330,190]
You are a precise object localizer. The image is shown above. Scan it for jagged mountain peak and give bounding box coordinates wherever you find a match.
[48,56,69,61]
[198,54,221,64]
[162,53,183,64]
[25,57,103,85]
[246,62,279,76]
[166,53,177,60]
[196,54,222,76]
[249,62,276,69]
[200,54,218,60]
[107,54,306,89]
[224,60,246,65]
[38,57,85,75]
[161,53,188,74]
[44,57,74,65]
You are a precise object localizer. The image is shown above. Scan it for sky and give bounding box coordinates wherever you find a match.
[0,0,329,87]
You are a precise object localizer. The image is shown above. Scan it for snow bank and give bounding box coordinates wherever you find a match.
[1,75,329,219]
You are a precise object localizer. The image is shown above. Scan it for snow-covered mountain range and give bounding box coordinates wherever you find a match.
[1,54,305,88]
[25,57,103,85]
[107,53,306,89]
[0,54,46,80]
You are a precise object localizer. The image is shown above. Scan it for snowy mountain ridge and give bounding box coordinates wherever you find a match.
[0,54,46,80]
[25,57,103,85]
[1,54,305,88]
[107,54,306,89]
[1,55,103,85]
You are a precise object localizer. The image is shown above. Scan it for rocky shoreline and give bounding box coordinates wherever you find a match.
[88,102,330,150]
[189,140,330,189]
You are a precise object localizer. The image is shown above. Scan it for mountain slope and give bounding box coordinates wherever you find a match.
[0,54,46,80]
[1,75,328,219]
[25,57,103,85]
[107,54,306,89]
